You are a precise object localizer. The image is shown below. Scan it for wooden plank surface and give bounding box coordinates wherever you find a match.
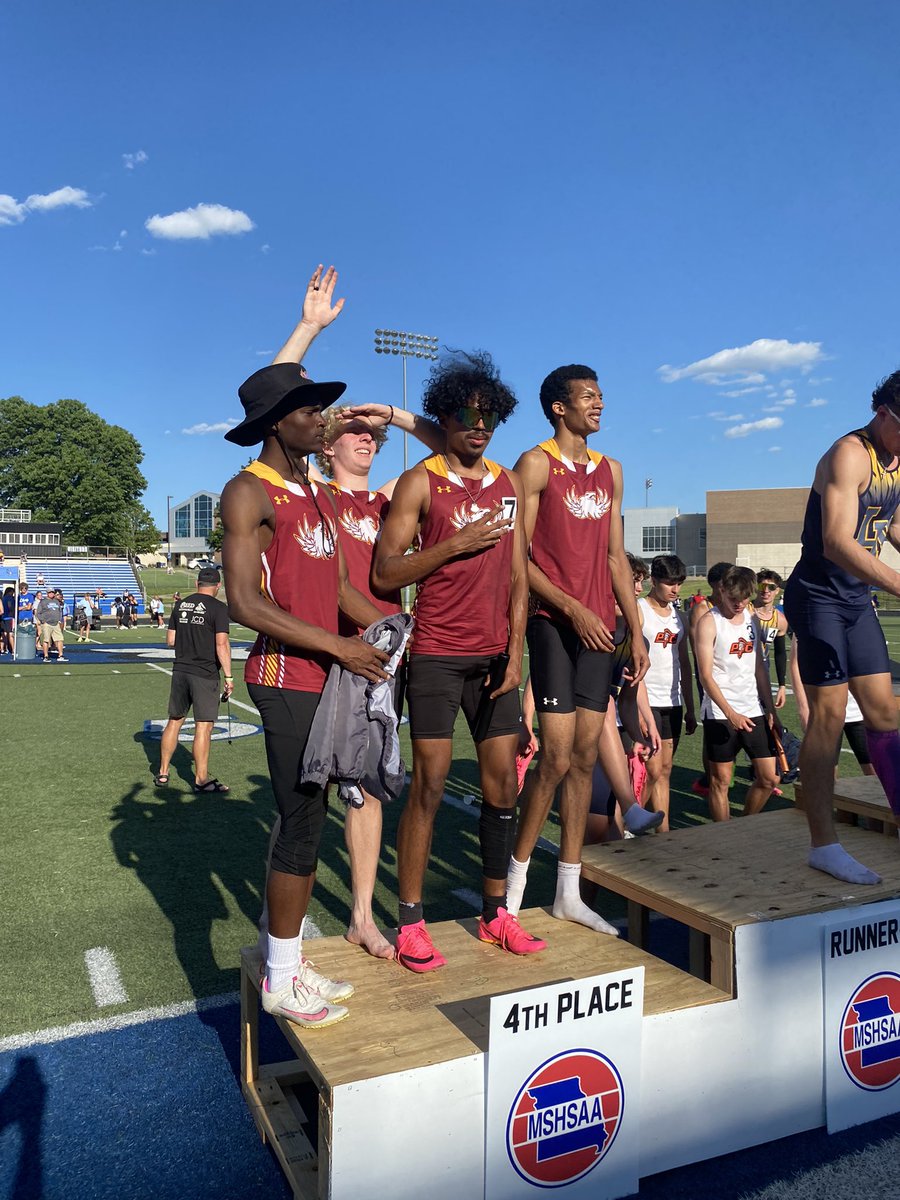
[796,776,899,828]
[242,907,728,1088]
[580,809,900,938]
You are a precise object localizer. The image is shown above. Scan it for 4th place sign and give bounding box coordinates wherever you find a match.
[486,969,644,1199]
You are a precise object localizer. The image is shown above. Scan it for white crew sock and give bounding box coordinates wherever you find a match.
[505,855,531,916]
[553,861,619,936]
[266,933,301,994]
[624,805,665,835]
[808,844,881,886]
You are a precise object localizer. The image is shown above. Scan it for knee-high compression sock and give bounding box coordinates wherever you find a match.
[480,802,517,885]
[865,728,900,816]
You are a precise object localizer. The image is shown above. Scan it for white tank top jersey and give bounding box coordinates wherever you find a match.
[699,607,762,721]
[639,597,683,707]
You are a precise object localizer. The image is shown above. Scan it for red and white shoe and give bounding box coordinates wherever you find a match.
[261,975,348,1027]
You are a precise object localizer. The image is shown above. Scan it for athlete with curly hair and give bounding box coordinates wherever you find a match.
[374,351,547,971]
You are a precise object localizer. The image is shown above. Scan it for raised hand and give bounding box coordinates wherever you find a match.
[340,403,393,430]
[302,264,346,331]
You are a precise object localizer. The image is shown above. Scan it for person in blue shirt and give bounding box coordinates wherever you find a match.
[1,586,15,654]
[17,583,34,623]
[784,370,900,886]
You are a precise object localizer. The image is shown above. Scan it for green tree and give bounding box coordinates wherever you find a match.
[0,395,157,547]
[206,504,224,555]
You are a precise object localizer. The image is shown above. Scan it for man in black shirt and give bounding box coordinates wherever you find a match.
[155,567,233,792]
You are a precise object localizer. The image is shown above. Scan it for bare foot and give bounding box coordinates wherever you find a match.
[346,920,395,959]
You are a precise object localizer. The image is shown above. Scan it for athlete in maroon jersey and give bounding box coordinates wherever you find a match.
[221,278,389,1027]
[505,365,655,938]
[262,275,445,960]
[374,351,546,971]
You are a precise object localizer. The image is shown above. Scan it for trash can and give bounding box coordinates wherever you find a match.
[15,623,36,660]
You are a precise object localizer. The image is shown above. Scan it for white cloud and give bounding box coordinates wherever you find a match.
[709,411,745,421]
[724,416,784,438]
[182,419,240,435]
[769,446,782,453]
[141,247,156,256]
[779,396,796,406]
[651,428,664,434]
[782,389,796,400]
[123,150,148,170]
[1,186,92,226]
[809,376,831,385]
[145,203,255,240]
[255,349,274,356]
[260,243,270,255]
[722,386,762,398]
[658,338,824,386]
[808,397,828,408]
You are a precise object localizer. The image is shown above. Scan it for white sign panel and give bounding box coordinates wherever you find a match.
[486,969,643,1199]
[824,905,900,1133]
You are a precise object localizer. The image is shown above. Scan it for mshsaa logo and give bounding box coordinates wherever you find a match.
[840,972,900,1091]
[506,1049,623,1187]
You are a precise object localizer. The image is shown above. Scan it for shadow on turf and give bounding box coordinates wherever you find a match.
[0,1053,45,1199]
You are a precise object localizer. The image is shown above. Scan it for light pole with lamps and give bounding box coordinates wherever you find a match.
[644,477,653,507]
[166,494,172,572]
[373,329,439,471]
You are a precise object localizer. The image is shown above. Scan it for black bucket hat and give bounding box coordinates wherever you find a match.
[224,363,346,447]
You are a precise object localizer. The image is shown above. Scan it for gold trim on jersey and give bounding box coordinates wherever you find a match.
[243,459,317,497]
[423,454,502,484]
[539,438,604,472]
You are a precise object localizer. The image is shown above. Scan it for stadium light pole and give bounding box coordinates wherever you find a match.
[166,494,172,567]
[645,477,653,508]
[373,330,439,471]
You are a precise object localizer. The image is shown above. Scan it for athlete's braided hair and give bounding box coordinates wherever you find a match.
[539,364,598,424]
[421,350,517,424]
[871,370,900,413]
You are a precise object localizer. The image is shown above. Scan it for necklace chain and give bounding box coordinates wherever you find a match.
[444,456,486,503]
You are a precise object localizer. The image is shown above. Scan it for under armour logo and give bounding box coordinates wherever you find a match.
[273,494,290,506]
[437,485,451,493]
[543,697,558,706]
[553,468,566,476]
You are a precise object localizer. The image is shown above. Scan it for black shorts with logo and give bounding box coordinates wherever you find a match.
[407,653,521,742]
[168,670,221,722]
[527,615,614,715]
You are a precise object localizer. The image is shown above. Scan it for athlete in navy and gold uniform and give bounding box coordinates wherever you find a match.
[784,370,900,886]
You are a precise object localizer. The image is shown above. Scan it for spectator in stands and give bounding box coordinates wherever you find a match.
[36,590,67,663]
[17,581,34,624]
[1,586,14,654]
[0,550,4,566]
[36,571,46,587]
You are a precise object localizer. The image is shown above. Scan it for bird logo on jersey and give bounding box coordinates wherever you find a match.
[450,501,492,530]
[729,637,755,658]
[293,515,337,560]
[563,486,611,521]
[338,509,381,545]
[655,629,678,647]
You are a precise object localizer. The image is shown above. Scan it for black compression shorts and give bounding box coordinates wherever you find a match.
[247,684,327,877]
[406,653,521,742]
[527,615,614,715]
[651,705,683,746]
[784,579,889,686]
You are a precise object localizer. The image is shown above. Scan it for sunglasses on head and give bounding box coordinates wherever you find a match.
[454,406,499,431]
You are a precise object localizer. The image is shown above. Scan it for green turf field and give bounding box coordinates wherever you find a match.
[0,608,883,1041]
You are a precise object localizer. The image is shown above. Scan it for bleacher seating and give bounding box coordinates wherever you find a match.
[23,560,144,614]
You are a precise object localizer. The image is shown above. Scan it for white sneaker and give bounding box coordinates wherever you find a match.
[298,957,354,1002]
[261,975,349,1027]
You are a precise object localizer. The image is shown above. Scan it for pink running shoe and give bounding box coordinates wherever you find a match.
[396,920,446,973]
[478,907,547,955]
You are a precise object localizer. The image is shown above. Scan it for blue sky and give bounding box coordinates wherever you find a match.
[3,1,899,528]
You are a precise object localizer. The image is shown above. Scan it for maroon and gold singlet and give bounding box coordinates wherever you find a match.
[243,461,339,694]
[530,438,615,629]
[411,455,516,657]
[328,484,402,633]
